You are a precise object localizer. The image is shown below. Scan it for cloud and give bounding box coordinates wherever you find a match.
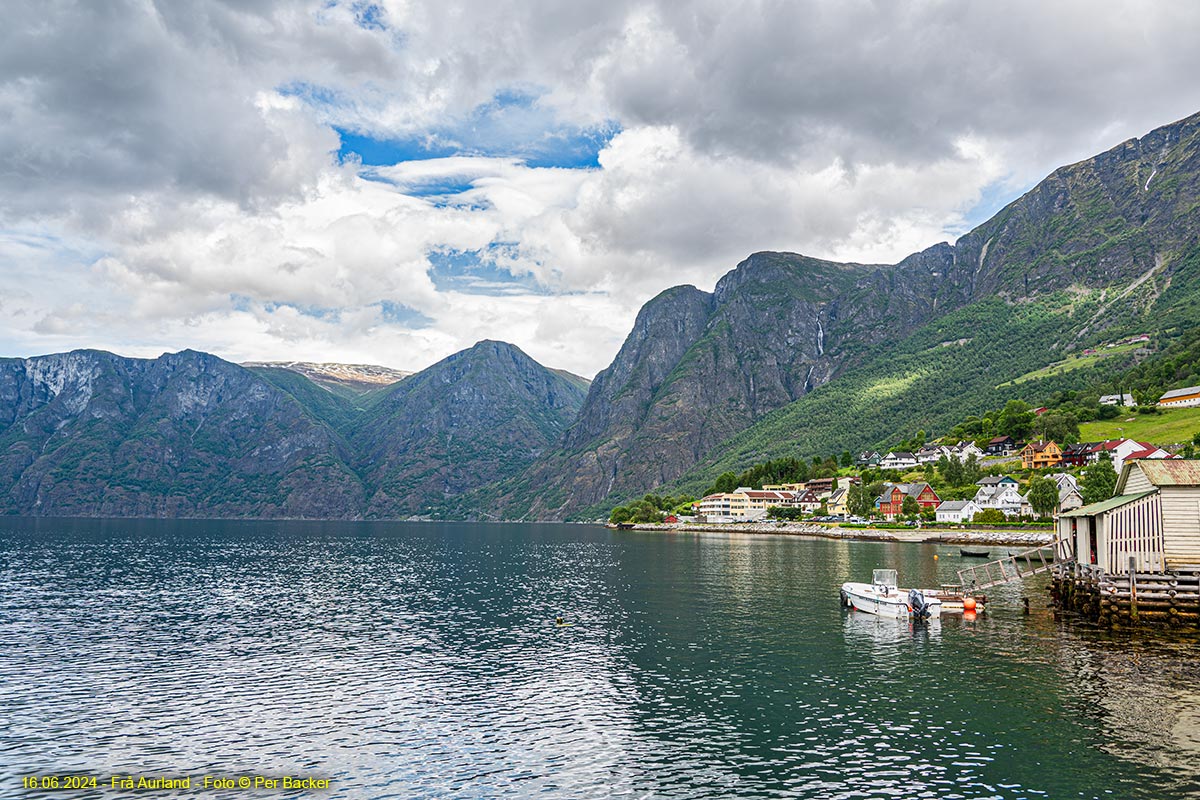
[2,1,1200,376]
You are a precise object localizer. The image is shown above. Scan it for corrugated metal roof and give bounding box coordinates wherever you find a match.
[1159,385,1200,401]
[1060,490,1157,517]
[1134,459,1200,486]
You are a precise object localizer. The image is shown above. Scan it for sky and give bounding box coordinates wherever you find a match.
[3,1,1200,378]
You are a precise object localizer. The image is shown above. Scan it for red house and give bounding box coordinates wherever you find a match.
[875,482,941,519]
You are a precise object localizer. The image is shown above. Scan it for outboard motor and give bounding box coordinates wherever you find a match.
[908,589,931,620]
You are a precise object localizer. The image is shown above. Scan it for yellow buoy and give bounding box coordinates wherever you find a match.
[933,554,939,561]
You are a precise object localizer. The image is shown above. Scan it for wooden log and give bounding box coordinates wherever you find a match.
[1105,590,1183,601]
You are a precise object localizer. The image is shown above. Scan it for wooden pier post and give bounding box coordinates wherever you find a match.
[1129,556,1138,623]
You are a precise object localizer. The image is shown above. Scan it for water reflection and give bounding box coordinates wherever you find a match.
[1,520,1199,799]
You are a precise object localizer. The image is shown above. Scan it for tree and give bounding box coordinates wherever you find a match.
[963,453,982,486]
[998,400,1035,440]
[902,496,919,517]
[709,472,739,494]
[609,506,632,524]
[627,500,665,523]
[849,482,881,517]
[1038,412,1079,444]
[1081,455,1118,505]
[939,454,966,487]
[1026,476,1059,518]
[840,451,853,468]
[973,508,1008,525]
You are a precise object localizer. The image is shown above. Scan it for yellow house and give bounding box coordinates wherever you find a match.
[827,487,850,516]
[1021,440,1062,469]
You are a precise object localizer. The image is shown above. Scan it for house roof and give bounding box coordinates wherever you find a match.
[988,435,1013,444]
[977,475,1017,485]
[886,452,916,460]
[1060,491,1157,517]
[1159,385,1200,401]
[1090,438,1135,452]
[878,482,932,501]
[1024,440,1058,453]
[937,500,975,512]
[1058,486,1082,502]
[1119,459,1200,489]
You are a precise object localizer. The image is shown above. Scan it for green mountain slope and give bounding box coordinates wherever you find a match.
[498,109,1200,519]
[0,350,365,517]
[352,341,588,518]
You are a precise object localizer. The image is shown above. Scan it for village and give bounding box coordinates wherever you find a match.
[645,388,1200,627]
[689,435,1177,525]
[684,384,1200,527]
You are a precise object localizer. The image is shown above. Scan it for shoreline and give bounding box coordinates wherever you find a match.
[619,522,1054,548]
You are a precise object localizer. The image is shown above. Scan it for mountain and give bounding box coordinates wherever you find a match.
[352,341,587,518]
[4,110,1200,522]
[241,361,411,395]
[0,343,586,519]
[0,350,364,518]
[496,109,1200,519]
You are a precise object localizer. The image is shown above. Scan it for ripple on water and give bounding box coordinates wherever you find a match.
[2,521,1200,799]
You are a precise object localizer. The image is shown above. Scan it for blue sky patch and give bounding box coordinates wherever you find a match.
[427,247,554,296]
[334,88,620,170]
[962,177,1030,229]
[378,301,434,327]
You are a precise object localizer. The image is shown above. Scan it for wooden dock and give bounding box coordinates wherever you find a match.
[956,541,1064,590]
[1051,561,1200,626]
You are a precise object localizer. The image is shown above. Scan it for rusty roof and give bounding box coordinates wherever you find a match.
[1129,459,1200,487]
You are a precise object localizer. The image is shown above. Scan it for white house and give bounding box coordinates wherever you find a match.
[1049,472,1079,492]
[1099,393,1136,406]
[1089,439,1178,474]
[951,442,985,463]
[1158,385,1200,409]
[880,451,919,470]
[916,445,945,464]
[973,477,1025,517]
[936,499,981,523]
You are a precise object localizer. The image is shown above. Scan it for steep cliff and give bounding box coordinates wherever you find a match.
[0,350,363,517]
[499,109,1200,518]
[353,341,587,518]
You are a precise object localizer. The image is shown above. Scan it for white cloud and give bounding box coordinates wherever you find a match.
[3,1,1200,377]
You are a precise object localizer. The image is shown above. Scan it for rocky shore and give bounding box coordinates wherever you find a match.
[619,522,1054,548]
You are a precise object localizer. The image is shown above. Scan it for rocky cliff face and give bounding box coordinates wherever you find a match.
[500,110,1200,519]
[353,341,587,518]
[5,111,1199,522]
[0,343,587,519]
[502,246,972,518]
[0,350,363,518]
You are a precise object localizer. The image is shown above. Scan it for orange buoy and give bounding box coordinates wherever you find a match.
[933,554,939,561]
[963,596,977,612]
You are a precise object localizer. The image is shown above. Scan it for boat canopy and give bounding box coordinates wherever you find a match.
[872,568,898,587]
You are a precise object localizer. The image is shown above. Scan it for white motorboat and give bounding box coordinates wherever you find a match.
[840,569,942,619]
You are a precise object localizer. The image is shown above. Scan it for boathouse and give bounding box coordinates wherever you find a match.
[1053,459,1200,625]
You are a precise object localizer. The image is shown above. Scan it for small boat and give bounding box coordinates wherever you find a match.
[841,569,941,619]
[920,584,985,614]
[959,548,991,558]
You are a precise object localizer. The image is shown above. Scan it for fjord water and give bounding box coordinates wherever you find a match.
[3,520,1199,799]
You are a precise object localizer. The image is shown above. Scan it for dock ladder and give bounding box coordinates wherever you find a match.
[956,540,1071,591]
